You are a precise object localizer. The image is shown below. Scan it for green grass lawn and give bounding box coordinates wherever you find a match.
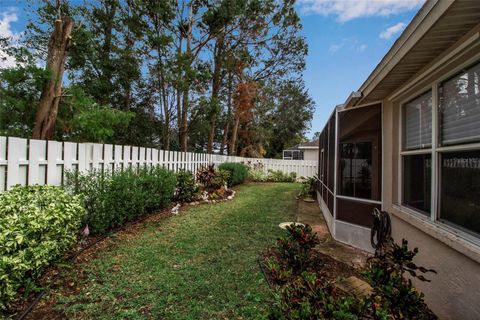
[55,183,298,319]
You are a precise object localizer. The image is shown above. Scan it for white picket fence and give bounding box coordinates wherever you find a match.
[0,136,317,191]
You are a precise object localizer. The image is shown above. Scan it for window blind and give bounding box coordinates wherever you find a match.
[403,91,432,150]
[440,62,480,146]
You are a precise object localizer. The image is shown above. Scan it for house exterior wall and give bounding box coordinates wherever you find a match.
[315,17,480,320]
[382,29,480,319]
[301,149,318,161]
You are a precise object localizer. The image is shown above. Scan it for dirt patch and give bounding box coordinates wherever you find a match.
[296,199,371,268]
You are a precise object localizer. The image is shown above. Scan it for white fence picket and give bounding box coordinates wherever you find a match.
[28,139,47,186]
[7,137,28,188]
[46,140,62,186]
[0,135,317,191]
[0,137,6,192]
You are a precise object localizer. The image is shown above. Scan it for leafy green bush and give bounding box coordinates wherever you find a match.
[248,169,297,183]
[175,170,199,203]
[267,170,297,182]
[299,175,318,198]
[0,185,84,309]
[248,169,268,182]
[65,166,176,234]
[218,162,248,186]
[211,169,230,189]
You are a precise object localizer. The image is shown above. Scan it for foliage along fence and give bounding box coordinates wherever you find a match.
[0,136,317,191]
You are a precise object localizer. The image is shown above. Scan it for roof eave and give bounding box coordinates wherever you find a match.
[344,0,455,108]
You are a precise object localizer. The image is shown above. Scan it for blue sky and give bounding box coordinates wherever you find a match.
[296,0,424,137]
[0,0,424,138]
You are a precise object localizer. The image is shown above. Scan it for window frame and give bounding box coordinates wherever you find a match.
[402,90,433,151]
[398,54,480,242]
[283,150,303,160]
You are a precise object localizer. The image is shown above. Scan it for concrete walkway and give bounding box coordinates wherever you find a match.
[296,198,370,270]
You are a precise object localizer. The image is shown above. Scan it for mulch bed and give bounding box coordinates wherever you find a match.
[259,247,365,289]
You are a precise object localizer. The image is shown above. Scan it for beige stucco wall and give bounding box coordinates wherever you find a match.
[389,214,480,320]
[381,33,480,318]
[301,149,318,161]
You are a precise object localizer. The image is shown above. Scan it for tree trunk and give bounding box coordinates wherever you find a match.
[179,4,193,152]
[220,72,233,155]
[175,29,183,150]
[220,121,230,155]
[229,114,240,156]
[207,34,224,154]
[32,17,74,140]
[161,76,170,150]
[180,88,189,152]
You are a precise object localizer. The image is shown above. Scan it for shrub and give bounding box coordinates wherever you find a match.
[269,272,363,320]
[267,170,297,182]
[299,175,318,198]
[243,160,264,172]
[364,239,437,319]
[218,162,248,186]
[276,224,320,274]
[211,169,230,190]
[248,169,267,182]
[248,169,297,183]
[196,164,217,190]
[266,224,437,319]
[0,185,84,309]
[175,170,199,203]
[65,166,176,234]
[196,164,230,190]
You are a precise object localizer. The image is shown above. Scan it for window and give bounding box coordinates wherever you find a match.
[403,154,431,215]
[401,60,480,238]
[401,91,433,214]
[283,150,303,160]
[439,62,480,146]
[403,91,432,150]
[293,150,304,160]
[440,151,480,235]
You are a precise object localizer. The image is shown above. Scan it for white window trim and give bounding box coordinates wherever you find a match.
[398,53,480,244]
[391,204,480,263]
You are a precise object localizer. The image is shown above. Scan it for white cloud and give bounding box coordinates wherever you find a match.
[298,0,425,22]
[0,8,21,69]
[357,44,367,52]
[329,43,343,53]
[379,22,406,39]
[329,38,367,54]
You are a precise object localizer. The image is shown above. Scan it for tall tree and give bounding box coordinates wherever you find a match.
[3,0,312,154]
[32,3,74,139]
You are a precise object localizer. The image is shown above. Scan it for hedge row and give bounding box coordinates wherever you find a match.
[64,166,176,234]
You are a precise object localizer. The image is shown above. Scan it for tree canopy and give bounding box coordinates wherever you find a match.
[0,0,315,157]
